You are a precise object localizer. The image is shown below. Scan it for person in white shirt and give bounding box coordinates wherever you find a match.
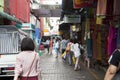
[46,38,50,53]
[73,40,81,71]
[61,38,67,53]
[66,39,74,65]
[54,38,60,57]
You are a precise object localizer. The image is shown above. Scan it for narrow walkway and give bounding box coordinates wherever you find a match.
[40,53,104,80]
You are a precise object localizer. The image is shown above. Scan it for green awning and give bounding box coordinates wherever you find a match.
[0,11,22,24]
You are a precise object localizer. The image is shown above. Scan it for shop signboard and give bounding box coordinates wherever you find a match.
[21,23,35,39]
[21,23,35,30]
[63,15,81,23]
[73,0,94,9]
[30,14,36,26]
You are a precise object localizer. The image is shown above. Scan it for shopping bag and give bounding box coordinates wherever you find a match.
[66,44,71,51]
[61,51,66,58]
[66,46,70,51]
[39,50,43,56]
[72,56,76,64]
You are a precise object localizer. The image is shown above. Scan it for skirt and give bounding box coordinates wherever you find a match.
[20,76,38,80]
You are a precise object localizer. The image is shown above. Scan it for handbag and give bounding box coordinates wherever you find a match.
[39,50,43,56]
[18,54,37,80]
[66,44,71,51]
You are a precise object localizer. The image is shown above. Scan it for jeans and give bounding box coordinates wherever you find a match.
[55,48,59,56]
[67,51,73,65]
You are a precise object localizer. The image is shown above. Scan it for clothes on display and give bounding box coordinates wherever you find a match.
[114,0,120,16]
[96,32,102,60]
[96,0,107,16]
[92,30,97,59]
[117,27,120,44]
[107,26,118,56]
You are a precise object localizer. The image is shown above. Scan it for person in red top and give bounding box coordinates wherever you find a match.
[49,38,53,55]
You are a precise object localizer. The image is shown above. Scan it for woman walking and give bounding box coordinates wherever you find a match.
[73,40,81,71]
[14,37,42,80]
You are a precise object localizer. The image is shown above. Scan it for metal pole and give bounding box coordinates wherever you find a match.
[0,11,22,24]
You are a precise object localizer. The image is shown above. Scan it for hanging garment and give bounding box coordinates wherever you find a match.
[85,19,90,32]
[86,38,92,58]
[96,0,107,16]
[104,34,109,61]
[96,32,102,60]
[114,0,120,16]
[92,31,97,59]
[107,26,118,56]
[106,0,114,16]
[96,17,103,24]
[117,26,120,44]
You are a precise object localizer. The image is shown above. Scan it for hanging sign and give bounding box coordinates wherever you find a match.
[73,0,94,9]
[63,15,81,23]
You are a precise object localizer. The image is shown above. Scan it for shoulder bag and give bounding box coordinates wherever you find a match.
[19,54,37,80]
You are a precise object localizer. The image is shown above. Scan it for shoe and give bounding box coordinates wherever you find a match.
[62,58,66,62]
[78,67,81,70]
[68,64,72,66]
[56,56,58,58]
[74,69,77,71]
[77,67,81,70]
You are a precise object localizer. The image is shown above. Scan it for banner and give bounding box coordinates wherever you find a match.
[73,0,94,9]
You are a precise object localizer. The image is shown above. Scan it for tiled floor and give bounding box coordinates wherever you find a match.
[40,53,103,80]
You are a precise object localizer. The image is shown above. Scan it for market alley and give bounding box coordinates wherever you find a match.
[40,52,105,80]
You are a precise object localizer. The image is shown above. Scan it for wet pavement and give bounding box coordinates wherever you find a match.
[40,53,105,80]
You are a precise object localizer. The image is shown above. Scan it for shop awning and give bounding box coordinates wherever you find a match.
[0,11,22,24]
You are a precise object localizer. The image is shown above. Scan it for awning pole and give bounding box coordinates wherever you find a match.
[0,11,22,24]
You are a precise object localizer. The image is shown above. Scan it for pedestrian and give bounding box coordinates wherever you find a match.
[73,40,81,71]
[49,37,53,55]
[46,38,50,54]
[13,37,42,80]
[53,38,60,58]
[61,37,69,60]
[104,44,120,80]
[66,39,74,65]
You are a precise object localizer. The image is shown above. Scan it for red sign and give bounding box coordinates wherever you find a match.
[73,0,94,9]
